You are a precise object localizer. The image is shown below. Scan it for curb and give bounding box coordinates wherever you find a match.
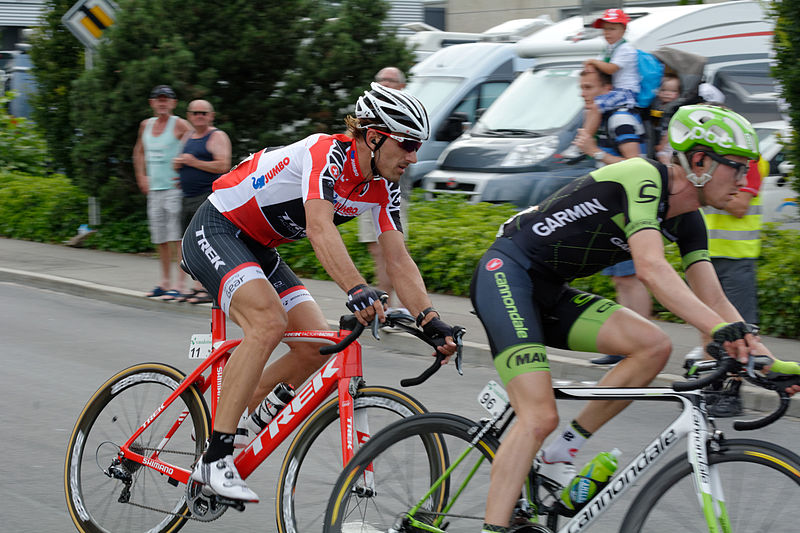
[2,267,795,418]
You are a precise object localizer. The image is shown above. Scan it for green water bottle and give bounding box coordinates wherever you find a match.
[561,448,621,510]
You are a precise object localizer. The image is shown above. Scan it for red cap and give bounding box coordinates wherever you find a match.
[592,9,630,28]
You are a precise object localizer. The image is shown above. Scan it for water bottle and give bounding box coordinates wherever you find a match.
[246,382,295,434]
[561,448,621,510]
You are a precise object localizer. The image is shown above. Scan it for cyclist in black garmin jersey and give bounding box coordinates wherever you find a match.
[471,105,800,533]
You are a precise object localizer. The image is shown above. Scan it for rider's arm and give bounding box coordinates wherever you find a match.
[379,229,436,322]
[304,198,366,292]
[629,229,726,336]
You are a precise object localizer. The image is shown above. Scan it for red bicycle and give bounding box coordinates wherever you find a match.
[64,306,463,533]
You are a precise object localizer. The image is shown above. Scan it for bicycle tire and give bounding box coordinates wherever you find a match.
[276,385,439,533]
[65,363,210,533]
[620,439,800,532]
[323,412,501,533]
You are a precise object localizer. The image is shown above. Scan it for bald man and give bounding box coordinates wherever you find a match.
[173,99,232,303]
[374,66,406,90]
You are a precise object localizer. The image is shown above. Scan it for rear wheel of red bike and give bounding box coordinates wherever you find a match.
[64,363,210,533]
[275,385,442,533]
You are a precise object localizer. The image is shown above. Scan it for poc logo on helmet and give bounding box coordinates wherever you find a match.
[689,126,732,149]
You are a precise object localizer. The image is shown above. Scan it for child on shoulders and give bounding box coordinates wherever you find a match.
[582,9,640,141]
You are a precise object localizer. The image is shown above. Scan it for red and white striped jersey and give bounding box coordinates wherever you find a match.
[209,133,402,247]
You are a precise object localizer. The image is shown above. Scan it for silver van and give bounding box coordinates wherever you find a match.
[403,41,536,187]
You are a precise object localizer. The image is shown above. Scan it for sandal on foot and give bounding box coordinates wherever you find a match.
[146,286,167,298]
[158,289,181,302]
[188,290,213,304]
[177,288,201,303]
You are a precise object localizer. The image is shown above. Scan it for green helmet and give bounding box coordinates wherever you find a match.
[668,104,759,159]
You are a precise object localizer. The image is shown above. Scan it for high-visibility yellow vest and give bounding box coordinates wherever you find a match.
[702,194,762,259]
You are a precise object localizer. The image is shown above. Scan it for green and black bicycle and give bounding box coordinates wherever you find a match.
[323,347,800,533]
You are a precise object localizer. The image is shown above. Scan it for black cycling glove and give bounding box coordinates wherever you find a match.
[422,317,455,347]
[711,321,750,344]
[345,284,387,313]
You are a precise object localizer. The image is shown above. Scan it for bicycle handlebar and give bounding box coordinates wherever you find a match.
[317,313,466,386]
[672,342,800,430]
[318,320,366,355]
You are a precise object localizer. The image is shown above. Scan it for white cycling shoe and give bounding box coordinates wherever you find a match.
[534,450,576,489]
[190,455,259,502]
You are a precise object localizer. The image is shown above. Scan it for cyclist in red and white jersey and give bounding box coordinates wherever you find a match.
[182,83,459,501]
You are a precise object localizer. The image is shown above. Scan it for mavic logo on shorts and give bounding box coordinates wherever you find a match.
[195,226,226,270]
[504,344,549,371]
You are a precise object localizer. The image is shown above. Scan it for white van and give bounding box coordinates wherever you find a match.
[403,41,538,187]
[422,1,780,206]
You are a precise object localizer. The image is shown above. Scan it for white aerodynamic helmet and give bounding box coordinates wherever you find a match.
[355,82,430,141]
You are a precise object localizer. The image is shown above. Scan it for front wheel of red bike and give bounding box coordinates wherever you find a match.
[275,385,442,533]
[64,363,210,533]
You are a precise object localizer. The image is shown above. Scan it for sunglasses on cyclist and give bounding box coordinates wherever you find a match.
[371,129,423,153]
[188,110,210,116]
[704,151,749,180]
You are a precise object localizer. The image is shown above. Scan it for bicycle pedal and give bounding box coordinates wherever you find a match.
[214,496,247,512]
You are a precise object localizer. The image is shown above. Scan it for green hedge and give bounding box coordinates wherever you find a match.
[3,179,800,337]
[0,171,85,241]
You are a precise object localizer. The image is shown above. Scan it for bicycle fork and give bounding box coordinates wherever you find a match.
[687,409,731,533]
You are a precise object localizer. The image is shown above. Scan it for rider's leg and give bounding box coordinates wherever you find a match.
[574,307,671,433]
[214,279,287,436]
[484,371,558,528]
[246,300,329,411]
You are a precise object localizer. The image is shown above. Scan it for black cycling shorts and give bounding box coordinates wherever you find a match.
[470,239,622,384]
[181,200,314,315]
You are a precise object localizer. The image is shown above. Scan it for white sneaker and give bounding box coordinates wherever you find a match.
[534,450,576,489]
[190,455,259,502]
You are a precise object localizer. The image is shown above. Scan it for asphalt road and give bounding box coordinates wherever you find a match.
[2,282,797,533]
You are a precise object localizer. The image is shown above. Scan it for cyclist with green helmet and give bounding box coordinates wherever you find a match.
[470,104,800,533]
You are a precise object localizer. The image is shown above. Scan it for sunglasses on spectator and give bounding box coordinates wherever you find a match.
[371,129,423,153]
[705,151,748,180]
[188,110,210,116]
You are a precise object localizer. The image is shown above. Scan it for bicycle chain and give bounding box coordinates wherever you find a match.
[122,500,212,522]
[118,446,211,521]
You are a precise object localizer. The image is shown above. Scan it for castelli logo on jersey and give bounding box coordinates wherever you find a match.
[486,258,504,271]
[252,157,290,189]
[330,164,340,179]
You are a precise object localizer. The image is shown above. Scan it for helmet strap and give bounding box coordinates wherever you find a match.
[677,152,716,187]
[368,134,387,178]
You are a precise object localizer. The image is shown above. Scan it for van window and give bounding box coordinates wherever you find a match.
[712,63,780,124]
[472,68,582,135]
[406,77,464,116]
[452,81,510,123]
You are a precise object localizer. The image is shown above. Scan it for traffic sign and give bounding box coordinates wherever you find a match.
[62,0,119,49]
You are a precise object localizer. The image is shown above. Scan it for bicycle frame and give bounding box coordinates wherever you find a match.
[411,386,730,533]
[117,306,367,486]
[551,387,720,533]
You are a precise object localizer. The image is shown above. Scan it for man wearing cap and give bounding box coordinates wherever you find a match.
[133,85,193,300]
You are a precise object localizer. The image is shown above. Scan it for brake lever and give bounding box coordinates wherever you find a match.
[371,314,381,341]
[370,294,390,341]
[453,326,466,376]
